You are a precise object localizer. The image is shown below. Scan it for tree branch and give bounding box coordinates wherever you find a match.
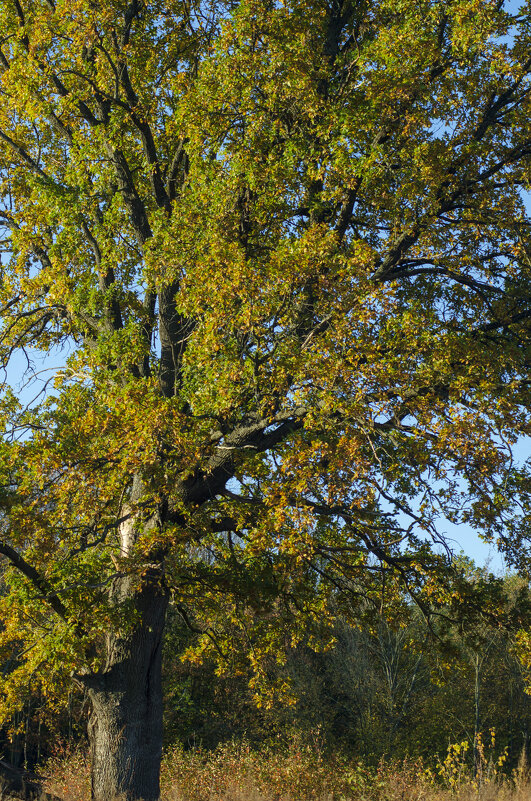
[0,540,68,620]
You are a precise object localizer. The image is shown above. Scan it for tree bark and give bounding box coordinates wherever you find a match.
[83,576,169,801]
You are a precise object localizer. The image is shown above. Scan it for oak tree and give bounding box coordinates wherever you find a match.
[1,0,531,798]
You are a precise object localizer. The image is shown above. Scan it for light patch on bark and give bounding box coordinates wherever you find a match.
[119,504,137,557]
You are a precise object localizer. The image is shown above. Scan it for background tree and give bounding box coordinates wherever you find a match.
[0,0,531,799]
[158,571,531,768]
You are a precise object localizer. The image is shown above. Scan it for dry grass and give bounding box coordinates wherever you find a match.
[160,734,531,801]
[44,747,90,801]
[160,738,531,801]
[42,735,531,801]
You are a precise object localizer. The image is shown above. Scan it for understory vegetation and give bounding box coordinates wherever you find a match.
[43,733,531,801]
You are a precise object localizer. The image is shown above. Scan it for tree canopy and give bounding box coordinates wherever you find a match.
[0,0,531,797]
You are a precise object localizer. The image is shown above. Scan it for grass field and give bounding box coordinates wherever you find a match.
[43,733,531,801]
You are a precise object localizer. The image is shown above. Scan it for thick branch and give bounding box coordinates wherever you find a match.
[0,540,68,619]
[174,412,306,506]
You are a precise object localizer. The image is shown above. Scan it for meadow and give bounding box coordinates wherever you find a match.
[43,734,531,801]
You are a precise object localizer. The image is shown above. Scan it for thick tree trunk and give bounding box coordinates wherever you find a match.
[84,577,169,801]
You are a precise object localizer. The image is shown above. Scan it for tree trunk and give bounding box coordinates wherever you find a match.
[84,576,169,801]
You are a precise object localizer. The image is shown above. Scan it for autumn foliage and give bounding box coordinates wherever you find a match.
[0,0,531,797]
